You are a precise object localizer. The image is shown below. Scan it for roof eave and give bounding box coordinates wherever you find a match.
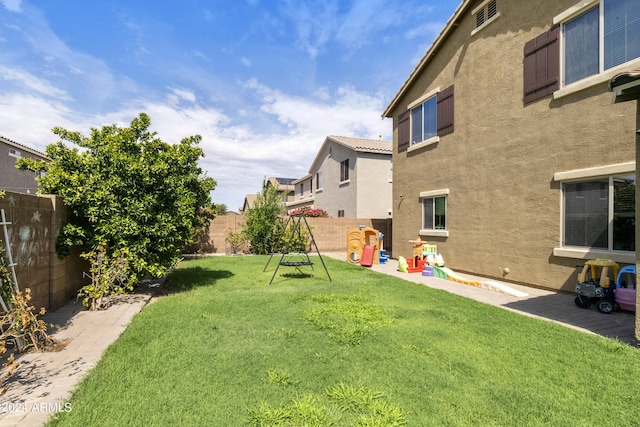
[382,0,470,118]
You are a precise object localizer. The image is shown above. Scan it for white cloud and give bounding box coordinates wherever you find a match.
[0,0,21,12]
[0,65,71,100]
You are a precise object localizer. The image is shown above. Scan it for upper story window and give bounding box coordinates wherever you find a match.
[561,0,640,86]
[411,95,437,145]
[8,148,21,158]
[472,0,500,36]
[340,159,349,182]
[399,85,454,153]
[316,172,323,190]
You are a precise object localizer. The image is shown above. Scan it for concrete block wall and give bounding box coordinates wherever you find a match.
[0,191,87,311]
[196,214,392,256]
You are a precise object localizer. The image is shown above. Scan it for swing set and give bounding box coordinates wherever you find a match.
[263,213,331,284]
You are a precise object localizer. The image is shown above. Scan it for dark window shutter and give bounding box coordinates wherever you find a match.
[523,25,559,104]
[437,85,454,136]
[397,110,410,152]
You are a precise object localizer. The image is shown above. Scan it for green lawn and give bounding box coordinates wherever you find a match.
[48,256,640,426]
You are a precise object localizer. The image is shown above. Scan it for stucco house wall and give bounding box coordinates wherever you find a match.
[355,152,393,218]
[385,0,637,292]
[292,136,392,218]
[0,136,48,194]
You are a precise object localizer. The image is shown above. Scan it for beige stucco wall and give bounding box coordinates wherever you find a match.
[355,153,393,218]
[0,140,44,194]
[389,1,636,292]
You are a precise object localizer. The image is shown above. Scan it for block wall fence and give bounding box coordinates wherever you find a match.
[194,214,393,256]
[0,191,88,312]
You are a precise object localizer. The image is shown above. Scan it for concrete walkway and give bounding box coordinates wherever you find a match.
[0,284,157,427]
[0,255,637,426]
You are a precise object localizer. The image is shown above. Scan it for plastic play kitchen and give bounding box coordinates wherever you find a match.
[574,259,637,313]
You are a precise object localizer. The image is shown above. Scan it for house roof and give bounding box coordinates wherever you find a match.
[266,176,296,190]
[308,135,392,174]
[274,177,296,185]
[609,69,640,103]
[326,135,392,154]
[241,194,257,212]
[382,0,470,118]
[0,134,49,159]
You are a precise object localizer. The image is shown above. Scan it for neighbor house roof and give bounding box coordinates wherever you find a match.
[609,69,640,103]
[382,0,470,118]
[0,135,49,159]
[241,194,257,213]
[308,135,392,174]
[325,135,392,154]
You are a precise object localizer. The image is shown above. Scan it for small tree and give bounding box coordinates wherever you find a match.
[243,179,288,254]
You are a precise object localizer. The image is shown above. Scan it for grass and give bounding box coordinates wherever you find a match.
[47,255,640,426]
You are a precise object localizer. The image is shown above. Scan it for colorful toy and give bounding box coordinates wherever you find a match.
[574,259,622,314]
[615,265,636,312]
[398,256,408,273]
[347,227,381,265]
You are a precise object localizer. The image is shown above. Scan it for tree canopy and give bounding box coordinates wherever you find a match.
[17,113,216,280]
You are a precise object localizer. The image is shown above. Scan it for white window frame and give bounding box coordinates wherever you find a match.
[419,188,449,238]
[553,162,635,263]
[471,0,501,37]
[554,0,640,99]
[407,87,440,151]
[8,148,21,158]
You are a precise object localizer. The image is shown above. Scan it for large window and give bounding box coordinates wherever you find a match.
[563,174,635,251]
[411,96,437,144]
[340,159,349,182]
[422,196,446,231]
[562,0,640,86]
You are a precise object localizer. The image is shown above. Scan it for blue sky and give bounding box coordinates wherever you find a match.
[0,0,457,211]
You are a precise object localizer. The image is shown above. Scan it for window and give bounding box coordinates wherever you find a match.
[423,197,446,230]
[419,189,449,237]
[563,174,635,252]
[298,183,303,199]
[411,96,437,144]
[8,148,21,158]
[338,210,344,218]
[316,172,322,190]
[561,0,640,86]
[340,159,349,182]
[472,0,500,36]
[402,85,454,151]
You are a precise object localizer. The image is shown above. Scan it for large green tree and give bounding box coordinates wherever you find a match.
[18,113,216,283]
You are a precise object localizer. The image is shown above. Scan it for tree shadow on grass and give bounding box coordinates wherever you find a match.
[160,266,233,295]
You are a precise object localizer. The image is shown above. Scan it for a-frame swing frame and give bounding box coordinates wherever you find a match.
[263,213,332,284]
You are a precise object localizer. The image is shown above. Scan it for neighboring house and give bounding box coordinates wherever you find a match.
[383,0,638,292]
[239,177,296,215]
[239,194,257,215]
[286,135,393,218]
[266,176,296,204]
[0,135,48,194]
